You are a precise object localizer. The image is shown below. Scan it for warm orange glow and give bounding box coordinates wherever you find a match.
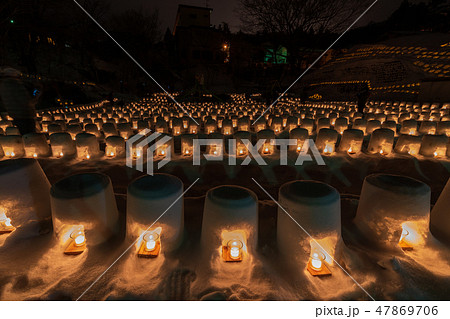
[64,226,86,255]
[323,143,333,155]
[138,230,161,258]
[0,209,15,234]
[221,230,247,262]
[106,146,116,157]
[399,223,422,250]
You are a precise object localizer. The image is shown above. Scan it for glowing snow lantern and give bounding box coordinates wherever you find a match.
[51,173,120,252]
[354,174,430,250]
[394,134,422,156]
[127,174,184,254]
[278,181,341,275]
[181,134,195,156]
[0,135,25,158]
[419,135,448,158]
[105,145,116,157]
[367,128,394,155]
[316,128,338,155]
[289,128,309,152]
[0,209,15,234]
[202,186,258,261]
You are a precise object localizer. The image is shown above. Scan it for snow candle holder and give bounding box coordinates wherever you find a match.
[278,181,341,275]
[289,128,309,152]
[76,133,100,159]
[0,135,25,158]
[0,158,52,236]
[419,135,448,158]
[49,132,76,158]
[51,173,119,253]
[354,174,430,250]
[367,128,395,155]
[105,136,126,158]
[202,186,258,261]
[127,174,184,254]
[316,128,338,155]
[394,134,422,156]
[338,129,364,154]
[23,133,51,158]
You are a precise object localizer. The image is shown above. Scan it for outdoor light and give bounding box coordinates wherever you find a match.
[64,226,86,255]
[433,147,446,158]
[0,210,15,234]
[138,231,161,258]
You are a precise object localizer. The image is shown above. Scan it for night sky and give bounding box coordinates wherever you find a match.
[108,0,415,33]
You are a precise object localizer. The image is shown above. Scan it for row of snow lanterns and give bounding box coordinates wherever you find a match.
[0,127,449,160]
[1,159,448,279]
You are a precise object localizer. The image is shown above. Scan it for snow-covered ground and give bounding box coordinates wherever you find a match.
[0,151,449,300]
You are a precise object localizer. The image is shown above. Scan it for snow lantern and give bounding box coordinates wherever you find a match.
[201,185,258,262]
[23,133,51,158]
[366,120,382,134]
[270,117,283,134]
[367,128,395,155]
[0,135,25,158]
[233,131,252,157]
[105,136,126,158]
[178,133,194,156]
[47,123,63,135]
[334,117,348,135]
[300,118,314,135]
[205,119,217,134]
[0,158,52,236]
[278,180,341,276]
[316,117,331,133]
[352,119,367,135]
[67,124,83,140]
[394,134,422,156]
[354,174,431,250]
[237,117,250,132]
[127,174,184,257]
[430,178,450,245]
[84,123,102,138]
[257,129,275,156]
[419,135,448,158]
[437,121,450,136]
[221,119,234,135]
[289,128,309,152]
[75,133,100,159]
[50,173,119,254]
[102,122,118,138]
[49,132,76,158]
[117,123,133,140]
[338,129,364,154]
[400,119,418,135]
[316,128,338,155]
[419,121,437,135]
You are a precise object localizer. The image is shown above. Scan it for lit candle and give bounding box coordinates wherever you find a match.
[71,229,86,246]
[323,143,333,155]
[143,232,159,252]
[228,240,243,260]
[311,252,323,271]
